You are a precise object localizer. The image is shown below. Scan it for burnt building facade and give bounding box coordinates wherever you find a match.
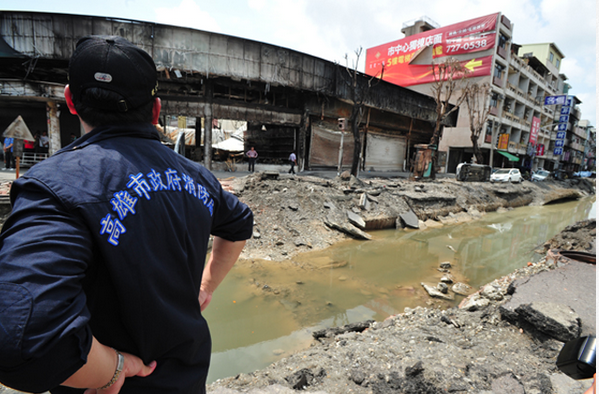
[0,11,454,172]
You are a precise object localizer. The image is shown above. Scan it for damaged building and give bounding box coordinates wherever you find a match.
[0,11,455,172]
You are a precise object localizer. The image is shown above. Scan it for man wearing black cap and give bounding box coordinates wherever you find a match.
[0,36,253,394]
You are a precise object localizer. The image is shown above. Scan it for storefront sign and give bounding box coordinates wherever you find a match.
[555,139,564,147]
[536,144,545,156]
[529,116,540,144]
[498,133,509,150]
[544,95,567,105]
[553,147,563,156]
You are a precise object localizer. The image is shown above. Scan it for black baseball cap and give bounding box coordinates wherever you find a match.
[68,35,158,112]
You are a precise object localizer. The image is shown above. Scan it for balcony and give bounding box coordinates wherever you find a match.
[493,76,504,88]
[568,141,585,152]
[503,112,519,123]
[573,127,588,139]
[490,106,499,116]
[542,106,554,117]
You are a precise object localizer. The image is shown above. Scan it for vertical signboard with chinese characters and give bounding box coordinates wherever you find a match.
[365,13,498,87]
[498,134,509,150]
[552,96,572,156]
[529,116,540,145]
[544,95,570,158]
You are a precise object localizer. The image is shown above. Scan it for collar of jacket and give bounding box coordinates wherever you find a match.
[56,123,162,155]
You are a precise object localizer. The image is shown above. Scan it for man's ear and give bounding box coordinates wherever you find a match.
[64,85,78,115]
[152,97,161,125]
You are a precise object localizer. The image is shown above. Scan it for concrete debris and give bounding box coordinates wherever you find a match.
[323,217,371,240]
[515,302,582,342]
[451,282,473,296]
[399,209,419,229]
[420,282,455,300]
[346,210,366,230]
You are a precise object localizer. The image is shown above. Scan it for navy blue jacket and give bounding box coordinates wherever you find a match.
[0,123,253,393]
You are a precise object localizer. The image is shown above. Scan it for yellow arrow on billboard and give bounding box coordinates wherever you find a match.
[464,58,483,72]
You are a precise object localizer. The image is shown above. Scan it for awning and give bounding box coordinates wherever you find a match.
[497,150,519,161]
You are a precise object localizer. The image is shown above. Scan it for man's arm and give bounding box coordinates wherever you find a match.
[198,236,246,311]
[61,337,155,393]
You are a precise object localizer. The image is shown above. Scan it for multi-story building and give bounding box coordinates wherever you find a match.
[365,13,593,174]
[517,43,588,174]
[577,119,596,172]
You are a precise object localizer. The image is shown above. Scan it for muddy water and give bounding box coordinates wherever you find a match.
[205,197,596,383]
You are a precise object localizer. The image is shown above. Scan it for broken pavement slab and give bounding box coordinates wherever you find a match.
[515,302,581,342]
[399,209,419,229]
[324,216,372,240]
[500,260,596,337]
[346,210,366,230]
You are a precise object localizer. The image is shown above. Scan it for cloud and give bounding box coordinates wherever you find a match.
[247,0,267,10]
[154,0,221,32]
[152,0,594,124]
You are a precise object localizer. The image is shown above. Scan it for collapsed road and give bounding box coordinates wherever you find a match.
[206,217,596,394]
[0,173,595,394]
[224,172,595,262]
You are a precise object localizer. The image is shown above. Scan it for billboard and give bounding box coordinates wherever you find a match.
[365,13,498,87]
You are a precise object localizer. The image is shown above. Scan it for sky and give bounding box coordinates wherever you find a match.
[3,0,597,126]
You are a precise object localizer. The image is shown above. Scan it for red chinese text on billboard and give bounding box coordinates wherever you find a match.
[530,116,540,145]
[365,13,498,87]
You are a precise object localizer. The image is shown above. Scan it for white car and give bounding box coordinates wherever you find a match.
[490,168,522,183]
[531,169,551,182]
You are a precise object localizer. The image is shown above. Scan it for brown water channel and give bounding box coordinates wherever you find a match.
[205,196,596,383]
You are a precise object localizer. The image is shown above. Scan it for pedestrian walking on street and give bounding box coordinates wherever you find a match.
[246,146,258,172]
[3,137,14,169]
[0,35,253,394]
[288,151,297,174]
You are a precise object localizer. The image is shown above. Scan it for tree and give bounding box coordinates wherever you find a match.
[427,58,470,178]
[464,82,493,164]
[343,47,384,177]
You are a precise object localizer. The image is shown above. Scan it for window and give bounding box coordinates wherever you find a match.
[556,59,560,69]
[490,93,498,108]
[486,121,493,136]
[549,52,554,63]
[494,64,504,79]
